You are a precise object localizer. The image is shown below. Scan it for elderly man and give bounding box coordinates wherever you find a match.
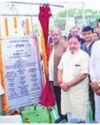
[90,40,100,123]
[58,34,89,123]
[48,28,67,122]
[70,26,85,45]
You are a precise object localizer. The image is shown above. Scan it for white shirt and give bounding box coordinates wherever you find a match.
[48,48,54,81]
[90,40,100,81]
[58,49,89,120]
[58,49,89,82]
[90,40,100,123]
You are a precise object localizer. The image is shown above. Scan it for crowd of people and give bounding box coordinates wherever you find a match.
[48,19,100,123]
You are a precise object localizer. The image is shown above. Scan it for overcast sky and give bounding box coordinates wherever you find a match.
[31,0,100,10]
[0,0,99,30]
[0,0,100,10]
[0,0,100,16]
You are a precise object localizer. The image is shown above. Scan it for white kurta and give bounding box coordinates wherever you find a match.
[58,49,89,121]
[90,40,100,123]
[48,48,54,81]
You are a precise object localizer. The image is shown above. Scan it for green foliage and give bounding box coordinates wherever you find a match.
[53,8,100,30]
[55,10,66,17]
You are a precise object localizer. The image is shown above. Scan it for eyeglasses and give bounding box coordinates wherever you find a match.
[82,31,93,36]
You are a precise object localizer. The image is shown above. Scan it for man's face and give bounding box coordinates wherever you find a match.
[68,37,80,54]
[52,29,61,45]
[82,30,93,43]
[71,27,80,36]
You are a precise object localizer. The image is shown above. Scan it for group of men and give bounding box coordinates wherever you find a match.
[48,19,100,123]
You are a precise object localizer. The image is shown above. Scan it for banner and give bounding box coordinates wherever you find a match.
[1,37,42,110]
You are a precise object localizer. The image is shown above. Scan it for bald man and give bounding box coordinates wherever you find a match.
[48,28,67,122]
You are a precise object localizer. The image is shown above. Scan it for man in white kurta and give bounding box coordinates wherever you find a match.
[58,35,89,122]
[90,40,100,123]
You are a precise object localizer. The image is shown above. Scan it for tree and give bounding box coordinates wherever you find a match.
[53,8,100,30]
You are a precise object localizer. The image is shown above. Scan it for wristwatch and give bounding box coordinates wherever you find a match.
[97,82,100,88]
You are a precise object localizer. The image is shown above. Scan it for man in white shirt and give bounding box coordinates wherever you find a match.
[90,40,100,123]
[58,34,89,123]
